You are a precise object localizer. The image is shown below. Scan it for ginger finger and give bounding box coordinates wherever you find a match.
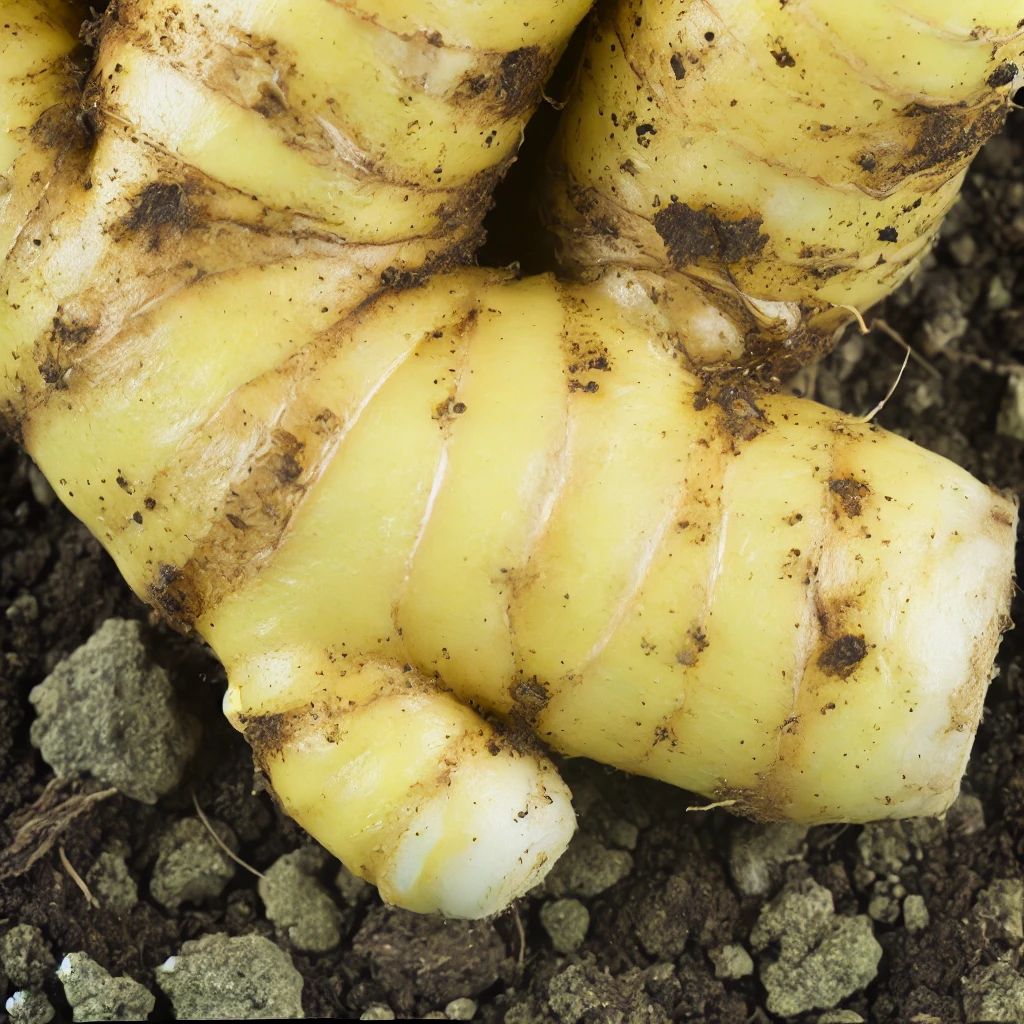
[543,0,1024,371]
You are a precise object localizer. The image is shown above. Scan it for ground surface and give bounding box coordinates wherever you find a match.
[0,93,1022,1024]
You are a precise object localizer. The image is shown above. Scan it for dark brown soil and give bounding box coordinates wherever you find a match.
[1,91,1022,1024]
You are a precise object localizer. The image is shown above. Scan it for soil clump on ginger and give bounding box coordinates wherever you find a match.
[0,104,1022,1024]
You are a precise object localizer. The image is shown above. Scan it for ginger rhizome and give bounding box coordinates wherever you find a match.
[0,0,1019,918]
[545,0,1024,370]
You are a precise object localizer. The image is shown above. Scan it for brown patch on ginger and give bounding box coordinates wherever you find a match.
[653,201,767,270]
[828,477,870,518]
[816,634,868,679]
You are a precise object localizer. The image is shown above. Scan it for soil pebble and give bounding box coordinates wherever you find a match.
[708,943,754,980]
[541,832,633,898]
[997,376,1024,441]
[5,990,55,1024]
[728,821,808,897]
[351,905,506,1016]
[0,925,55,988]
[85,849,138,916]
[818,1012,866,1024]
[972,878,1024,942]
[539,898,590,953]
[444,997,478,1020]
[28,619,199,803]
[56,952,155,1022]
[359,1005,395,1020]
[335,863,373,907]
[149,816,238,910]
[902,894,930,933]
[155,933,303,1019]
[258,845,345,952]
[751,878,882,1017]
[961,961,1024,1023]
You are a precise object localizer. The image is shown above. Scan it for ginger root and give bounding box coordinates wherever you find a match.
[0,0,1018,918]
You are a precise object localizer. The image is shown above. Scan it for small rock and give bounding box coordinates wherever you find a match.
[155,933,303,1020]
[26,463,56,508]
[605,819,639,851]
[973,878,1024,942]
[86,852,138,916]
[547,964,616,1024]
[5,594,38,625]
[259,846,344,952]
[5,990,55,1024]
[445,997,478,1020]
[867,882,900,925]
[422,1014,448,1020]
[856,822,911,877]
[818,1012,865,1024]
[987,275,1015,311]
[948,233,977,267]
[335,864,373,907]
[57,952,155,1022]
[752,880,882,1018]
[542,832,633,899]
[946,792,985,836]
[29,619,199,803]
[150,817,237,910]
[360,1007,396,1021]
[709,944,754,980]
[903,894,930,933]
[0,925,56,988]
[539,899,590,954]
[997,377,1024,442]
[728,822,808,897]
[962,961,1024,1023]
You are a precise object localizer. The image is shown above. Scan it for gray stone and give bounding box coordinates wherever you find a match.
[962,961,1024,1023]
[867,882,900,925]
[28,619,199,803]
[946,793,985,836]
[445,997,478,1020]
[86,852,138,916]
[729,822,808,897]
[709,944,753,981]
[997,377,1024,443]
[606,819,639,851]
[0,925,55,988]
[948,233,977,267]
[542,833,633,899]
[818,1013,865,1024]
[547,964,613,1024]
[752,880,882,1018]
[150,817,238,910]
[903,894,930,933]
[56,952,155,1022]
[856,822,911,877]
[259,846,344,953]
[987,275,1015,311]
[539,899,590,954]
[973,878,1024,942]
[360,1006,396,1020]
[155,933,303,1020]
[335,864,373,907]
[5,990,55,1024]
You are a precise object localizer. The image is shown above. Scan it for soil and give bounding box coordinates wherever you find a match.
[1,62,1023,1024]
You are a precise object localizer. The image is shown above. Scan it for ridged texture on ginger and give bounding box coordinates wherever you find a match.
[0,0,590,435]
[544,0,1024,371]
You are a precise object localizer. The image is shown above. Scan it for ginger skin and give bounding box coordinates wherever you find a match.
[0,0,1018,917]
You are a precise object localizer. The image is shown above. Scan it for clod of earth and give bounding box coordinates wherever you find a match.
[0,0,1020,918]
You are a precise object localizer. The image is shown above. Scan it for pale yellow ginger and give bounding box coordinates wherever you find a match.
[544,0,1024,369]
[0,0,1018,918]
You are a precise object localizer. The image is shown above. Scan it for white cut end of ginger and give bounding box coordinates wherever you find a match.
[376,748,576,919]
